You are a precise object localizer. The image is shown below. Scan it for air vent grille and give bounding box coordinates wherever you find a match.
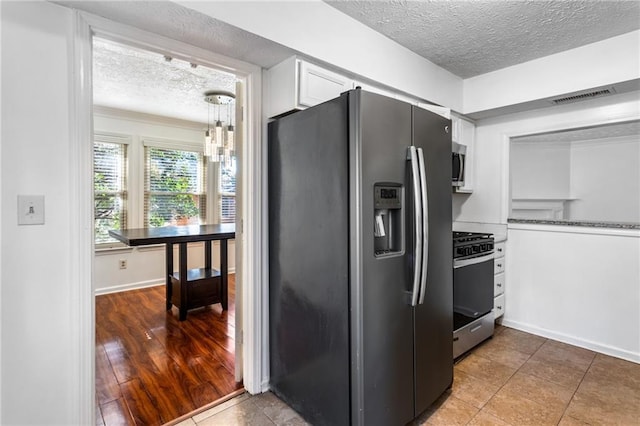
[550,88,616,105]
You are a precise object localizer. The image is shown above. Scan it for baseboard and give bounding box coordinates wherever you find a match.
[95,279,164,295]
[95,268,236,296]
[501,318,640,364]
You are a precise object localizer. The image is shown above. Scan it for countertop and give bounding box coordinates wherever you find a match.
[507,218,639,230]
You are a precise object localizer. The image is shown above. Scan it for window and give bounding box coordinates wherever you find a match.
[144,144,207,227]
[219,160,236,223]
[94,134,128,245]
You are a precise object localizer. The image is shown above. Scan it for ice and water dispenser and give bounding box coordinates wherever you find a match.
[374,183,403,257]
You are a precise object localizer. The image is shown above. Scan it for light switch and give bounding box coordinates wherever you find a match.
[18,195,45,225]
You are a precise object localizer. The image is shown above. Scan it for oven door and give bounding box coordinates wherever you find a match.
[453,253,494,331]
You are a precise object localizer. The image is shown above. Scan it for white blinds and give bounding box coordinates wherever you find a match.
[94,140,127,244]
[144,146,207,227]
[219,165,236,223]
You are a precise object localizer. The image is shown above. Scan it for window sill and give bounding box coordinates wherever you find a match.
[95,245,133,256]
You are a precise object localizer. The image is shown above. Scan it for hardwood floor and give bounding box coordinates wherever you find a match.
[95,275,242,425]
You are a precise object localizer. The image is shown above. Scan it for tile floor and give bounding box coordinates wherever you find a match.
[176,325,640,425]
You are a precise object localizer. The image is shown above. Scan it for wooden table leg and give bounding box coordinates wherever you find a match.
[221,239,228,311]
[205,240,212,270]
[179,242,188,321]
[166,242,173,311]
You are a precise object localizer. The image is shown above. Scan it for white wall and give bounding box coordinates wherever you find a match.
[505,225,640,363]
[511,142,571,199]
[93,110,236,293]
[569,136,640,223]
[464,30,640,115]
[177,0,464,111]
[454,90,640,225]
[1,2,78,423]
[456,91,640,364]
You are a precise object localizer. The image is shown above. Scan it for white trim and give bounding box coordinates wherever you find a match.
[94,105,206,130]
[142,135,204,152]
[95,280,164,296]
[501,318,640,364]
[0,2,3,418]
[95,268,238,296]
[94,131,132,145]
[70,11,95,426]
[74,8,266,414]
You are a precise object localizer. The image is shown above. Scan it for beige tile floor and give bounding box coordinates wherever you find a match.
[178,325,640,425]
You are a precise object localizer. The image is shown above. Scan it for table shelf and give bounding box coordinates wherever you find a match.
[170,268,223,319]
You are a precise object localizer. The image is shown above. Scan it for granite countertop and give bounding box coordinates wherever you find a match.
[507,218,640,230]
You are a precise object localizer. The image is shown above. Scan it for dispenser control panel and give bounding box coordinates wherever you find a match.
[374,186,401,209]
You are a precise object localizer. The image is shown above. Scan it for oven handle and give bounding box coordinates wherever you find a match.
[453,252,494,269]
[408,146,422,307]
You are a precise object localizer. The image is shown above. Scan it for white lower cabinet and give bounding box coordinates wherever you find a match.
[494,241,506,319]
[494,294,505,319]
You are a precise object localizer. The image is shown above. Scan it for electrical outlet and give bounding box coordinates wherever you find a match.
[119,259,127,270]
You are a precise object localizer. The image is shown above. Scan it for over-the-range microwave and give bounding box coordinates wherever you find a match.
[452,141,467,188]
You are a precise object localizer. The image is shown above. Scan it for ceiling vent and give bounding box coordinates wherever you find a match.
[549,87,616,105]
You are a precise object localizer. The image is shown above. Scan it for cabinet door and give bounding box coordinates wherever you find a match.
[494,294,505,319]
[454,117,475,193]
[298,61,352,108]
[494,272,505,296]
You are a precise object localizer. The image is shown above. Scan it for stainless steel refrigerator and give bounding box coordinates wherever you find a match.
[268,89,453,426]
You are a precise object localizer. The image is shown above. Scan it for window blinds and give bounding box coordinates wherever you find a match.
[94,141,127,244]
[144,146,207,227]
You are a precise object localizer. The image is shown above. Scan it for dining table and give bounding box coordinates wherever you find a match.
[109,223,235,321]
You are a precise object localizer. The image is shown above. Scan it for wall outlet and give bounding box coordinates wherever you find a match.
[119,259,127,270]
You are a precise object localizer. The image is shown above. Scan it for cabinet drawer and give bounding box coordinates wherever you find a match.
[494,272,505,296]
[494,294,505,319]
[494,242,505,258]
[494,257,505,274]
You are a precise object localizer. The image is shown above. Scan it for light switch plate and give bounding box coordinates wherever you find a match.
[18,195,45,225]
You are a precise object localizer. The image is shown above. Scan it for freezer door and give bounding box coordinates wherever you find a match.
[269,94,351,426]
[351,90,415,426]
[412,106,454,416]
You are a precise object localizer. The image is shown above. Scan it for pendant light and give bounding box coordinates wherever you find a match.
[203,91,235,163]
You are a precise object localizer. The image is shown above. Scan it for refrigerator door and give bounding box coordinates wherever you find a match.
[350,90,415,426]
[412,106,454,416]
[268,94,351,426]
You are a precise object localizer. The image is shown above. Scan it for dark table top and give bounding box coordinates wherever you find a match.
[109,223,236,246]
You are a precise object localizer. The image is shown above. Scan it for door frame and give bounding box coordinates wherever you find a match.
[70,10,266,424]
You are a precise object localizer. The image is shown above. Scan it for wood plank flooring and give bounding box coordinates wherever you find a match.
[95,275,242,425]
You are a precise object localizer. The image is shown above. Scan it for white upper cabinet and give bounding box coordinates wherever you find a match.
[452,113,475,193]
[266,57,352,118]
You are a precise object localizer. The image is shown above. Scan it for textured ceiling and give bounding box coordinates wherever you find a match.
[94,38,237,124]
[325,0,640,78]
[58,0,640,122]
[513,120,640,144]
[58,0,295,123]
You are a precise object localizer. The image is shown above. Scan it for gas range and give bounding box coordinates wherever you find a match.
[453,231,494,260]
[452,231,496,358]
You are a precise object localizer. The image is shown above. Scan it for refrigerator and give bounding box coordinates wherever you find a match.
[268,89,453,426]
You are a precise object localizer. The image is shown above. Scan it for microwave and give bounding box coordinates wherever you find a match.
[452,142,466,188]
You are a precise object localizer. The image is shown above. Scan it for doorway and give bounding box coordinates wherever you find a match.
[90,33,254,424]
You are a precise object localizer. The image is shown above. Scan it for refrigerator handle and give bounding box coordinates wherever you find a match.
[417,147,429,304]
[408,146,422,307]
